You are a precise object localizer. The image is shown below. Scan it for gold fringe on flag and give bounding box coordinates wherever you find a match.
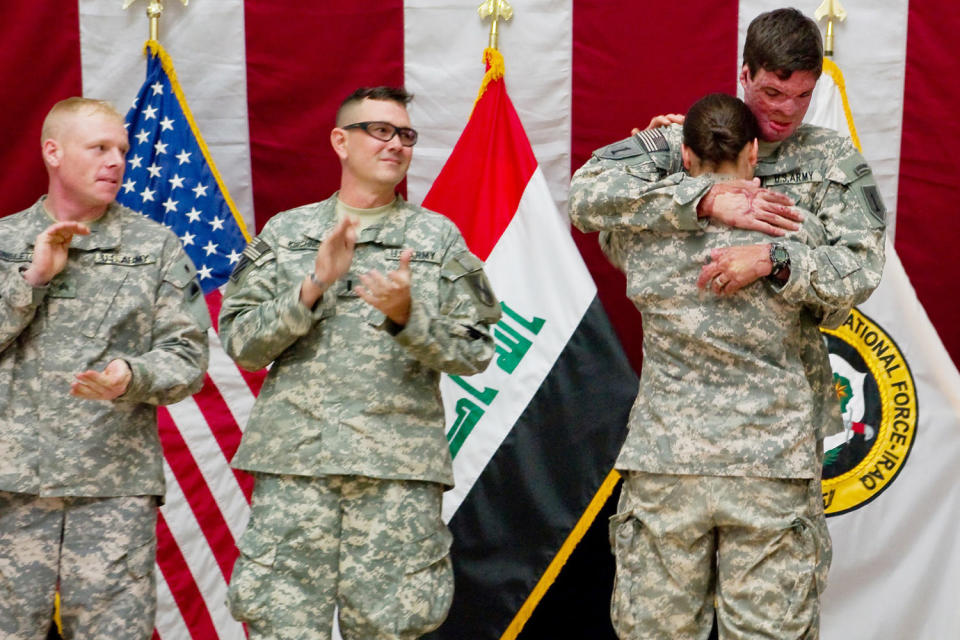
[474,47,506,110]
[821,57,862,152]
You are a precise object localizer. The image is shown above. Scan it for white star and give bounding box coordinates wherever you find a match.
[185,207,202,223]
[168,174,185,190]
[176,150,192,165]
[140,186,156,203]
[181,231,195,246]
[150,81,164,96]
[143,105,158,120]
[203,241,218,256]
[192,183,208,198]
[130,96,139,109]
[135,129,150,144]
[154,140,168,155]
[146,163,162,178]
[128,154,143,169]
[122,178,136,194]
[208,216,225,231]
[162,197,179,213]
[124,122,130,130]
[197,264,214,280]
[226,249,242,264]
[159,116,175,131]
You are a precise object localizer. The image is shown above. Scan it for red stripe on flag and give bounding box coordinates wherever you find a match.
[895,5,960,368]
[244,1,405,232]
[421,67,536,260]
[192,374,255,502]
[570,1,739,372]
[158,407,240,582]
[155,512,221,640]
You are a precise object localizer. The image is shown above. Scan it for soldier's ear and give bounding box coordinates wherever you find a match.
[681,144,694,172]
[42,138,62,168]
[330,127,348,160]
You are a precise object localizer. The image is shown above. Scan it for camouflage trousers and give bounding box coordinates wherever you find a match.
[0,491,157,640]
[609,472,829,640]
[227,473,454,640]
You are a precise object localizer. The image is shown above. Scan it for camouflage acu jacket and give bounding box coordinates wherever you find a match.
[219,195,500,487]
[0,199,210,497]
[601,216,827,478]
[569,123,886,473]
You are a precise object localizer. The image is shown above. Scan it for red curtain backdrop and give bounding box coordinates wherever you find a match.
[244,1,405,232]
[0,3,82,215]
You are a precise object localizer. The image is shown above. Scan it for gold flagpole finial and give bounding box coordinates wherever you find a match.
[123,0,189,42]
[814,0,848,58]
[478,0,514,51]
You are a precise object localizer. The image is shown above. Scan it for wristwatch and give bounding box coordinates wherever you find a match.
[769,243,790,278]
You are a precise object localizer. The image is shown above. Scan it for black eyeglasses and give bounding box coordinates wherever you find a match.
[342,121,418,147]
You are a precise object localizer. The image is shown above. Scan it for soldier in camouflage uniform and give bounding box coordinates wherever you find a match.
[220,87,500,640]
[569,9,885,638]
[0,98,209,639]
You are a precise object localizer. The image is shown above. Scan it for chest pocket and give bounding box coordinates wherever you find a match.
[77,253,158,339]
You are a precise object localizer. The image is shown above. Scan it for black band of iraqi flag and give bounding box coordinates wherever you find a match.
[427,297,638,640]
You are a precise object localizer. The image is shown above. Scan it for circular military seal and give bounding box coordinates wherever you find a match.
[820,308,917,516]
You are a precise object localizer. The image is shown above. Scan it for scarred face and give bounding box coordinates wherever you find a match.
[740,65,818,142]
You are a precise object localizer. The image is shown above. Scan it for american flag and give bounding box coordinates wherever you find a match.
[116,41,262,640]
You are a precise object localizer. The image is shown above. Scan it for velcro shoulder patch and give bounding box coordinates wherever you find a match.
[441,251,484,280]
[230,237,275,282]
[635,128,670,153]
[596,136,645,161]
[243,237,274,262]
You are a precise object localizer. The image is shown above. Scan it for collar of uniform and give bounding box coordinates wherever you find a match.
[301,197,339,243]
[356,196,407,247]
[26,198,123,252]
[300,194,408,247]
[753,137,801,178]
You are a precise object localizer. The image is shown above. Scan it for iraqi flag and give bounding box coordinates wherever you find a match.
[421,48,636,639]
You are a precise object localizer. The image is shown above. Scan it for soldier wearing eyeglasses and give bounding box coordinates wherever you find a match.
[219,86,500,639]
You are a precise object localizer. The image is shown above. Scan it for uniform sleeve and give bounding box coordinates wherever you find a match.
[218,233,332,371]
[121,239,210,405]
[386,231,500,376]
[771,146,886,329]
[0,261,47,353]
[568,128,712,234]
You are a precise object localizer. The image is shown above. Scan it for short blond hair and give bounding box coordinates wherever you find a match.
[41,97,124,144]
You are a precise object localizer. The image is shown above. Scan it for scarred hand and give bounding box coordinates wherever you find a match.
[697,179,801,236]
[697,244,773,295]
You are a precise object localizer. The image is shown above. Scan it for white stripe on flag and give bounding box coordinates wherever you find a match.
[403,0,573,211]
[440,167,596,520]
[154,568,194,640]
[159,459,247,639]
[206,329,258,430]
[163,396,251,544]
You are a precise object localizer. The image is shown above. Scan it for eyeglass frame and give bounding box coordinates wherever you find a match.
[341,121,419,147]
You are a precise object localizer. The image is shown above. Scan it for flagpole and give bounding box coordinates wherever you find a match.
[122,0,189,42]
[478,0,514,50]
[815,0,848,57]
